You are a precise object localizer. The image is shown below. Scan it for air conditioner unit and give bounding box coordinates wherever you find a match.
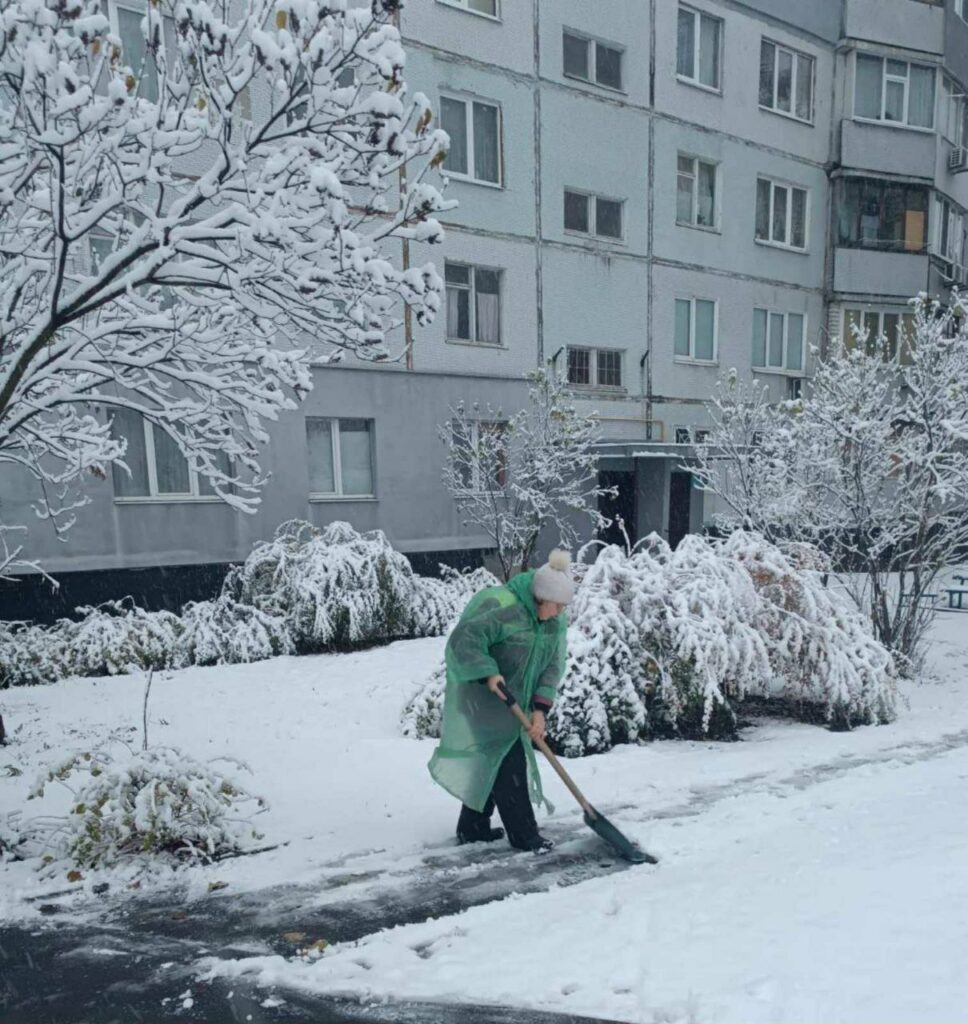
[949,145,968,173]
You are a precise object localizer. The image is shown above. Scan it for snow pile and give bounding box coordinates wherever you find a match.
[405,531,898,753]
[28,744,265,868]
[223,520,496,652]
[1,522,495,687]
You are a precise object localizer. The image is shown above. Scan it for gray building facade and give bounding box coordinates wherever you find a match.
[4,0,967,618]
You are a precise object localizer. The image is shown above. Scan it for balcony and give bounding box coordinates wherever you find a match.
[843,0,943,54]
[833,247,930,299]
[840,119,937,181]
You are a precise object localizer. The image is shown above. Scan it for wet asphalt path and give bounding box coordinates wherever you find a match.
[0,827,643,1024]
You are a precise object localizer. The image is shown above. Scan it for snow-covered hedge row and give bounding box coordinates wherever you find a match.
[404,531,898,752]
[0,522,497,687]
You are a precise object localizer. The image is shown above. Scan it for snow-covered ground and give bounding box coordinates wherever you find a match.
[2,615,968,1023]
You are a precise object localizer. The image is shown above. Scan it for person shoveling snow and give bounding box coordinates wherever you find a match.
[428,550,573,853]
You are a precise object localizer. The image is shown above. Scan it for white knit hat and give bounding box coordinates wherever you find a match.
[532,549,575,605]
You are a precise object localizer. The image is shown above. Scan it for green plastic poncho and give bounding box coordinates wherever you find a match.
[428,570,567,813]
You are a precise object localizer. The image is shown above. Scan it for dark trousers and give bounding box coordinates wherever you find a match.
[457,740,538,848]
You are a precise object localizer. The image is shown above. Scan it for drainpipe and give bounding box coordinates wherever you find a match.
[646,0,656,440]
[393,7,414,370]
[532,0,544,365]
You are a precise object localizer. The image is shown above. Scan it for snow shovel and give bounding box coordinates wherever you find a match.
[496,682,657,865]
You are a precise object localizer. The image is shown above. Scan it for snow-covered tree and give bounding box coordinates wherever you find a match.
[440,369,613,580]
[695,294,968,667]
[0,0,450,576]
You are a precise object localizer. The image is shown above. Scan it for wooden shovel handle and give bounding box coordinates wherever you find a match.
[495,683,595,817]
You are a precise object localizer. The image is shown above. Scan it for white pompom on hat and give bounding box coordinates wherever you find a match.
[532,548,576,605]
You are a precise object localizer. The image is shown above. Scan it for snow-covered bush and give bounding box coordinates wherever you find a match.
[401,664,447,740]
[405,531,898,753]
[62,600,182,678]
[0,620,70,688]
[172,597,293,668]
[224,520,495,652]
[30,744,266,868]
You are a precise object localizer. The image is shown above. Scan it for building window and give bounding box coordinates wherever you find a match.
[113,4,159,102]
[562,30,624,90]
[843,309,915,364]
[752,308,805,372]
[835,178,928,253]
[854,54,935,129]
[759,39,814,122]
[956,0,967,21]
[445,262,501,344]
[933,195,965,264]
[110,407,229,500]
[564,190,624,239]
[438,0,498,17]
[452,420,508,491]
[676,155,717,229]
[306,418,375,497]
[566,346,624,388]
[941,77,968,145]
[677,5,722,91]
[674,297,717,362]
[440,95,501,185]
[755,177,808,250]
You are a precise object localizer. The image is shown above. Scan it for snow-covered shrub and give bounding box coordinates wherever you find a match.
[30,744,265,868]
[0,620,70,687]
[172,597,293,668]
[224,520,493,652]
[411,566,500,637]
[60,600,182,677]
[401,664,447,740]
[405,530,898,753]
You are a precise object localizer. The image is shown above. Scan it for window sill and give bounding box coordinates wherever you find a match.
[563,228,627,246]
[562,72,627,96]
[435,0,501,22]
[754,238,809,256]
[674,357,719,367]
[443,171,504,191]
[446,337,506,349]
[759,104,814,128]
[752,366,805,378]
[851,115,935,135]
[676,220,721,235]
[568,384,628,396]
[675,75,722,97]
[113,496,226,505]
[308,495,378,503]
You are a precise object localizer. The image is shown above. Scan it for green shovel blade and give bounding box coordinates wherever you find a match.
[583,807,658,865]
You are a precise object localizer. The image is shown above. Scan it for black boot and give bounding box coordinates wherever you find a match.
[457,825,506,845]
[509,833,554,854]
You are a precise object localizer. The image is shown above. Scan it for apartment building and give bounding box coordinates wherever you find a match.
[4,0,967,619]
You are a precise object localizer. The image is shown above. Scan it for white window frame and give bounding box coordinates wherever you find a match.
[566,346,625,389]
[306,417,376,500]
[436,0,500,21]
[676,154,719,231]
[755,177,809,252]
[562,29,625,92]
[676,4,723,93]
[752,308,807,375]
[563,189,626,241]
[109,0,172,103]
[440,93,503,188]
[941,76,965,145]
[112,416,226,503]
[956,0,968,22]
[853,53,936,131]
[759,38,815,124]
[445,261,502,346]
[674,296,719,364]
[842,307,915,364]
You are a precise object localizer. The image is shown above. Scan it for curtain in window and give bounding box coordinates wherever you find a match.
[473,102,499,183]
[441,98,468,175]
[755,179,771,239]
[475,269,500,344]
[447,284,470,339]
[753,308,768,367]
[677,157,695,224]
[110,406,150,497]
[908,65,935,128]
[787,314,804,371]
[695,300,715,360]
[699,16,719,88]
[759,41,775,107]
[791,189,807,248]
[698,162,716,226]
[768,313,784,367]
[795,55,812,120]
[854,54,882,119]
[152,425,191,494]
[772,185,788,243]
[674,299,691,356]
[306,419,335,493]
[677,9,695,79]
[339,419,374,495]
[776,49,793,112]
